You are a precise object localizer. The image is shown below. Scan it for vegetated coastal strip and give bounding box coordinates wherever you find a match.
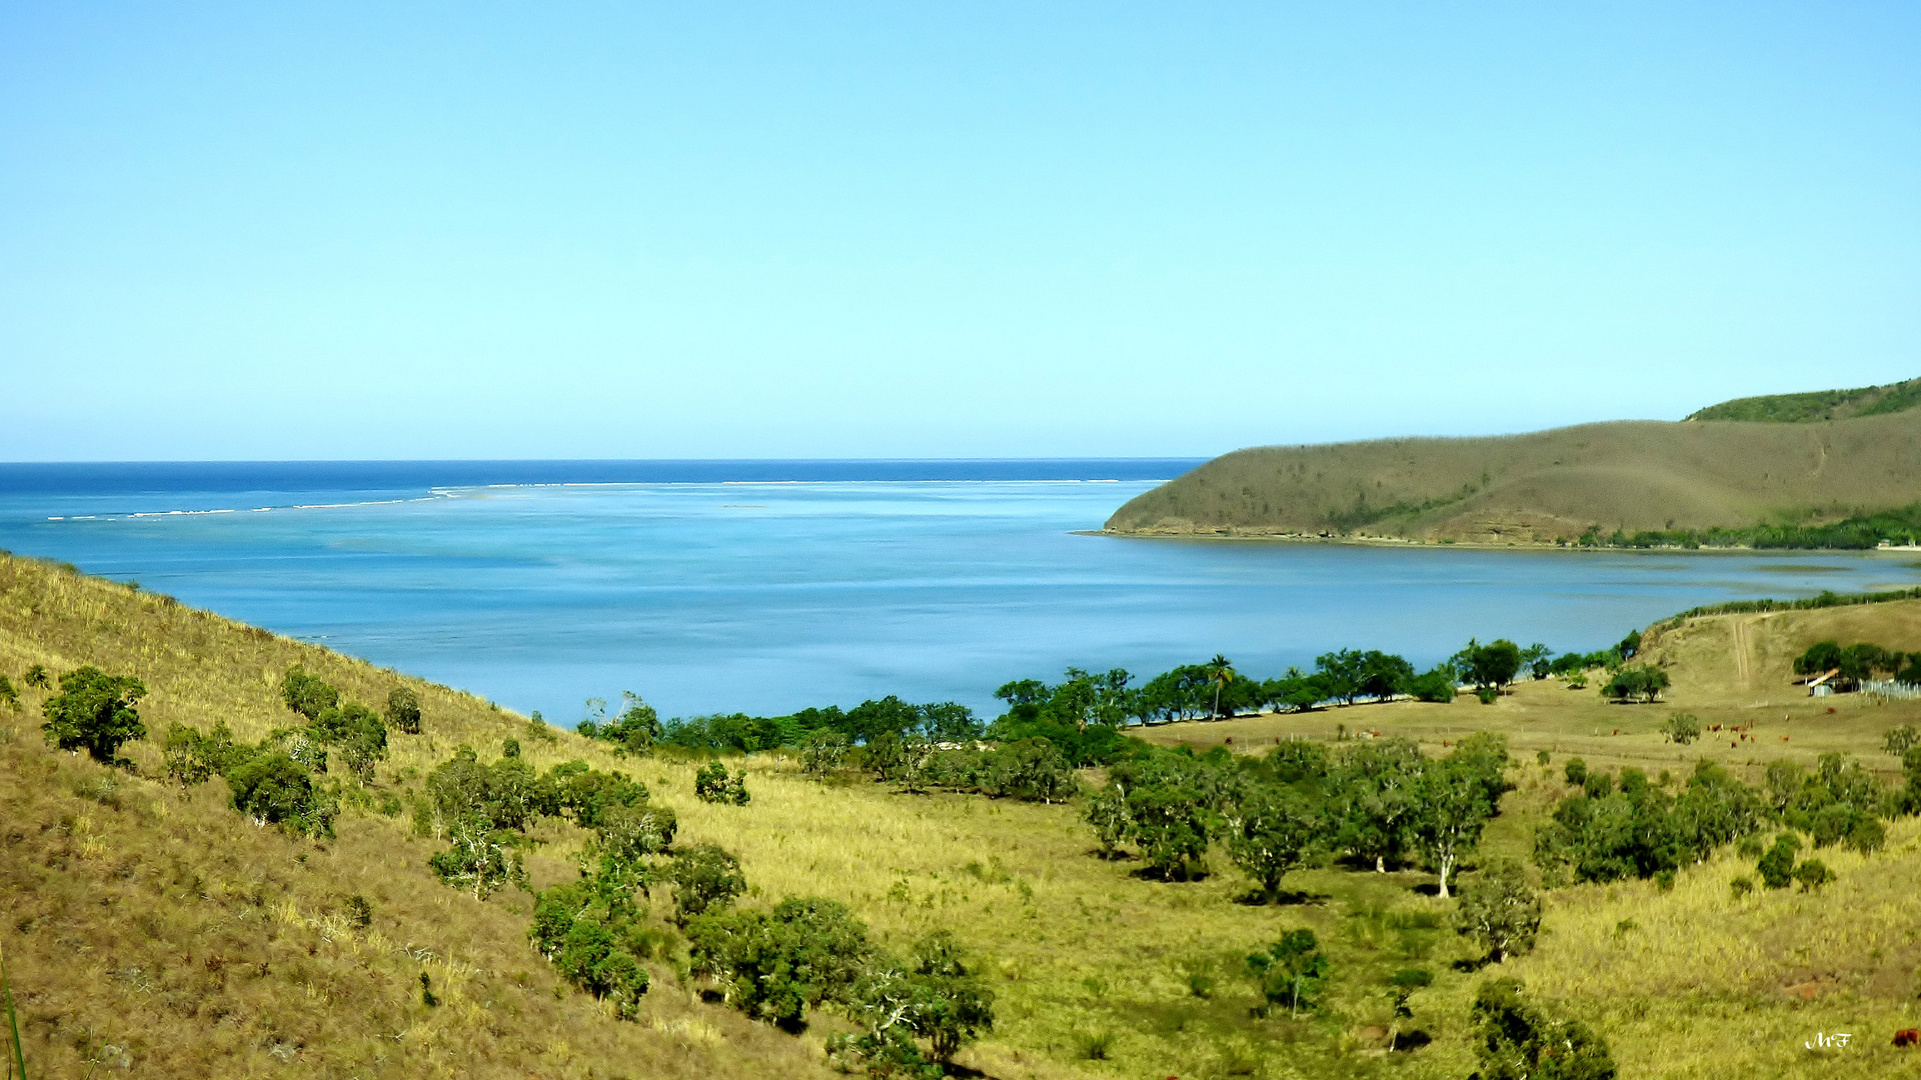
[9,551,1921,1079]
[1105,377,1921,549]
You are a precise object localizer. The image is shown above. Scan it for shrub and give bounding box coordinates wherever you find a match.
[1885,724,1920,757]
[835,931,995,1070]
[23,664,49,689]
[1729,875,1754,899]
[686,896,873,1025]
[1246,929,1329,1017]
[227,752,339,837]
[1468,977,1617,1080]
[1792,858,1836,891]
[280,666,339,720]
[41,666,147,764]
[669,844,747,924]
[529,872,660,1020]
[1845,816,1886,854]
[1454,860,1542,963]
[386,686,422,734]
[1563,758,1587,788]
[693,760,751,805]
[1660,712,1702,745]
[428,815,521,898]
[801,729,850,774]
[1535,749,1551,767]
[579,692,661,757]
[1475,686,1499,705]
[1407,670,1456,703]
[0,675,16,711]
[1757,833,1801,889]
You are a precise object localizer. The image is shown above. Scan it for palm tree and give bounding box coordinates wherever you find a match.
[1206,654,1237,719]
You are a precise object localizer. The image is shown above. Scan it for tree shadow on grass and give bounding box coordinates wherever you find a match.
[1232,888,1330,907]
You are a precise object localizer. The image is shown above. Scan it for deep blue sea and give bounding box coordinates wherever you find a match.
[2,460,1915,724]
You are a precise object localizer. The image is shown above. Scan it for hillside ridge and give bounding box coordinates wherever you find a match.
[1105,393,1921,544]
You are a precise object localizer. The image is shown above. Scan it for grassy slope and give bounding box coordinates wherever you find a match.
[1685,376,1921,423]
[1103,406,1921,543]
[6,554,1921,1077]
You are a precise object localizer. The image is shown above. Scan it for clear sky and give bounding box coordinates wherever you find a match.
[3,3,1917,461]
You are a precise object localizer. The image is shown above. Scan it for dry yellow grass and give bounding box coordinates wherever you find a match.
[1104,407,1921,542]
[6,553,1921,1078]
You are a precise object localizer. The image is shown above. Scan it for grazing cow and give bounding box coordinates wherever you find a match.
[1893,1028,1919,1047]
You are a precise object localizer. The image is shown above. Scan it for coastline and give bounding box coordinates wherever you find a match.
[1081,527,1921,556]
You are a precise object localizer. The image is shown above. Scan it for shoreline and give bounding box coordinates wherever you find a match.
[1079,528,1921,556]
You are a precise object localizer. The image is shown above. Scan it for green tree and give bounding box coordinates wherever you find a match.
[1599,665,1670,703]
[227,752,339,837]
[669,844,747,924]
[428,814,520,898]
[279,666,339,720]
[1452,639,1523,693]
[1756,833,1800,889]
[386,686,422,734]
[1333,737,1424,872]
[838,931,996,1070]
[1125,782,1212,881]
[686,896,874,1025]
[1085,783,1131,859]
[1245,929,1329,1018]
[1660,712,1702,745]
[1408,755,1497,898]
[1467,977,1617,1080]
[41,666,147,763]
[1224,786,1321,901]
[694,760,751,805]
[1454,860,1542,963]
[1206,654,1238,718]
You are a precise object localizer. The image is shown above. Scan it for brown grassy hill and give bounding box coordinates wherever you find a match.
[1103,405,1921,543]
[0,555,836,1080]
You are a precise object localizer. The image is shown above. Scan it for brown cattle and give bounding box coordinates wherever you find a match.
[1895,1028,1919,1048]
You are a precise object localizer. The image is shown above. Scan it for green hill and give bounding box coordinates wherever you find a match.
[1687,376,1921,423]
[1106,382,1921,545]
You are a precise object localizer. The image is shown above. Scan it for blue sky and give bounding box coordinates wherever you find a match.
[3,3,1917,461]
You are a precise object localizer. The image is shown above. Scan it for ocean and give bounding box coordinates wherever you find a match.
[1,460,1913,724]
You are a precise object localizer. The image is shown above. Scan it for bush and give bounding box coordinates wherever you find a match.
[669,844,746,924]
[1407,670,1456,703]
[1885,724,1920,757]
[1454,860,1542,963]
[40,666,147,764]
[428,815,520,898]
[579,692,661,756]
[1468,977,1617,1080]
[801,729,850,774]
[1729,875,1754,899]
[227,752,339,837]
[280,666,339,720]
[530,874,660,1020]
[1792,858,1836,891]
[1660,712,1702,745]
[387,686,422,734]
[693,760,751,805]
[1245,929,1328,1017]
[686,897,874,1025]
[1563,758,1588,788]
[1757,833,1801,889]
[0,675,17,711]
[1475,686,1499,705]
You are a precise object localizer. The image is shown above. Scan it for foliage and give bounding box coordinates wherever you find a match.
[226,751,339,837]
[686,896,874,1024]
[1886,724,1921,757]
[1599,665,1669,703]
[1331,737,1424,873]
[835,931,995,1072]
[428,814,521,898]
[1756,833,1800,889]
[386,685,422,734]
[1452,639,1523,692]
[1124,779,1214,880]
[669,844,747,924]
[1468,977,1617,1080]
[1536,762,1768,886]
[1223,785,1321,900]
[40,666,147,763]
[578,691,663,756]
[0,675,16,711]
[279,666,339,720]
[693,760,751,805]
[1454,860,1541,963]
[1791,858,1836,891]
[1245,929,1329,1017]
[1659,712,1701,745]
[1406,738,1507,897]
[529,860,662,1020]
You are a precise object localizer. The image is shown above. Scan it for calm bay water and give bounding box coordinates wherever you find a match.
[2,460,1914,723]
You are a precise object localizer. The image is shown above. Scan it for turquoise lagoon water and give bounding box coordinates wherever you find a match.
[1,460,1914,724]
